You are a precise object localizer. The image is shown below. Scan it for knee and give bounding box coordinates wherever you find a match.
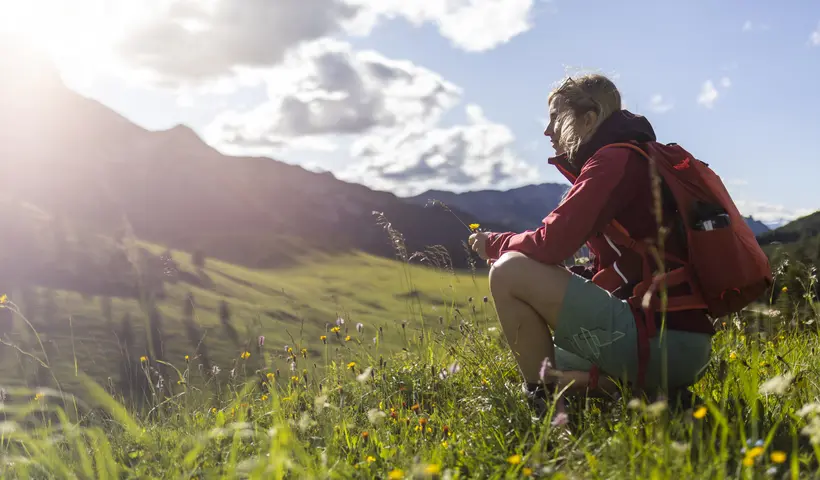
[489,252,568,296]
[488,252,529,294]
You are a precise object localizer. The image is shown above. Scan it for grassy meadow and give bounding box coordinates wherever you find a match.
[1,235,820,479]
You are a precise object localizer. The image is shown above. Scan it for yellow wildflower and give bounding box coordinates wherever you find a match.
[744,446,765,466]
[347,361,356,370]
[781,286,788,293]
[469,223,480,231]
[345,335,351,342]
[424,464,441,475]
[0,294,7,304]
[291,376,299,383]
[387,470,404,480]
[331,326,340,333]
[140,356,148,363]
[522,467,533,476]
[211,408,217,414]
[240,351,251,359]
[729,351,737,360]
[320,335,327,343]
[770,451,787,464]
[366,456,376,463]
[266,372,274,381]
[261,395,268,401]
[34,392,44,401]
[184,355,190,362]
[507,454,522,465]
[693,406,707,419]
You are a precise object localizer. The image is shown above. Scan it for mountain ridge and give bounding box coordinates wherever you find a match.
[408,184,773,236]
[0,55,509,280]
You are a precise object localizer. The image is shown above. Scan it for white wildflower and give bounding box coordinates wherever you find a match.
[367,408,387,425]
[797,402,820,417]
[645,399,668,417]
[671,441,690,453]
[297,412,315,433]
[314,395,330,415]
[627,398,644,410]
[801,417,820,445]
[759,373,794,395]
[356,367,373,383]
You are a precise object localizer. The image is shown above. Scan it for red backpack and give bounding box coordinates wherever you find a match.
[596,141,773,389]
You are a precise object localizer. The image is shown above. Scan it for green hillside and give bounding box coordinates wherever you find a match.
[758,211,820,246]
[0,245,490,395]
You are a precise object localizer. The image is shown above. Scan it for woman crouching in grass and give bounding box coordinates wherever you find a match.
[468,74,713,419]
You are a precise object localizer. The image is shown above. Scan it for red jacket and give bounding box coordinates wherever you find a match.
[485,110,713,335]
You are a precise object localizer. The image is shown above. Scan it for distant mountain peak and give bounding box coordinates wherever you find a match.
[163,124,199,137]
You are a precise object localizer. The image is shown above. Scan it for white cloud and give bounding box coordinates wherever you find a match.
[742,20,769,32]
[114,0,536,91]
[735,200,815,227]
[348,0,534,52]
[341,104,536,196]
[697,80,719,108]
[201,38,532,194]
[648,94,674,113]
[204,39,461,153]
[811,22,820,46]
[115,0,361,88]
[697,77,731,108]
[107,0,537,194]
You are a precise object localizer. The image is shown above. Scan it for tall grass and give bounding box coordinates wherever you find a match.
[1,225,819,479]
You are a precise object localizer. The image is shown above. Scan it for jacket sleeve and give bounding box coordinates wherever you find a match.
[484,149,634,264]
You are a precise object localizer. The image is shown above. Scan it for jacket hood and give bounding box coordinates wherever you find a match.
[548,109,657,179]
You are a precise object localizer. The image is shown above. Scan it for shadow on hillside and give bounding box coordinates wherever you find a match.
[0,308,11,363]
[394,289,467,309]
[115,313,153,407]
[177,269,214,290]
[219,300,240,347]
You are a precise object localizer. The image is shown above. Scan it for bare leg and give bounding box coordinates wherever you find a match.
[489,252,622,396]
[489,252,571,383]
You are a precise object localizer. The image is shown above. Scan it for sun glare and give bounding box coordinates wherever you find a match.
[0,0,157,85]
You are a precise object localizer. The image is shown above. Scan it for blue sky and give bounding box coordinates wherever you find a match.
[3,0,819,226]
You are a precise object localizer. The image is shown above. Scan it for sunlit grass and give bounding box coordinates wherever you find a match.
[1,278,819,478]
[1,235,819,478]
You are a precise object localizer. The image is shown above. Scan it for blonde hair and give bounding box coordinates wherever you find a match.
[548,73,622,161]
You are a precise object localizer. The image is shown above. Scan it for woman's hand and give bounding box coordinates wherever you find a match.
[468,232,490,261]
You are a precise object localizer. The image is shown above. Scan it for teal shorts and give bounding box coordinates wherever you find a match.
[553,273,713,391]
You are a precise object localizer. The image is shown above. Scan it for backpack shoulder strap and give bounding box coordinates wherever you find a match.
[594,141,652,161]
